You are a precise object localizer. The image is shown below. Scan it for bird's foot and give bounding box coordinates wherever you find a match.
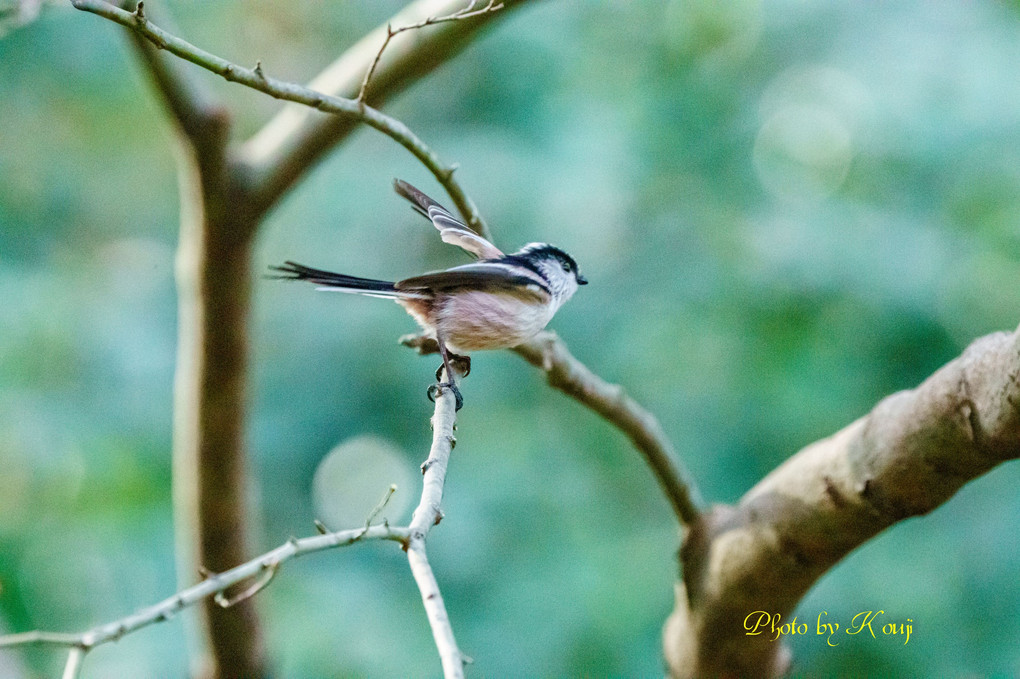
[427,382,463,411]
[434,354,471,381]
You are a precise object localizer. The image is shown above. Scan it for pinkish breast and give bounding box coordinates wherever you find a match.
[434,290,554,353]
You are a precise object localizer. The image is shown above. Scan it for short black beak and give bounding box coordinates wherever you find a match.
[577,274,588,285]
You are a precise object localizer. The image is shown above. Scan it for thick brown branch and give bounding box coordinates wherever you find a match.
[171,137,265,677]
[664,325,1020,678]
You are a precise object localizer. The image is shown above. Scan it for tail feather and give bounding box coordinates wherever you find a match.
[270,261,399,296]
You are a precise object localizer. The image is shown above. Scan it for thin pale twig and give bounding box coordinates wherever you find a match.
[62,647,86,679]
[0,524,407,654]
[359,483,398,538]
[357,0,504,102]
[214,562,280,609]
[406,382,465,678]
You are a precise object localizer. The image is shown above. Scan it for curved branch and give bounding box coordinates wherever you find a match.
[664,324,1020,677]
[240,0,528,226]
[70,0,517,238]
[514,332,702,525]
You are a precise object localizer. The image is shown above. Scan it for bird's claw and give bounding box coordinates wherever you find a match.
[427,382,463,411]
[434,355,471,381]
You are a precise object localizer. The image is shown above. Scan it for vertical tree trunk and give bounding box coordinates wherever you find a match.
[172,130,265,679]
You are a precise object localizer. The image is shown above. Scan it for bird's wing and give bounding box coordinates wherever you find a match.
[394,179,504,260]
[396,262,550,302]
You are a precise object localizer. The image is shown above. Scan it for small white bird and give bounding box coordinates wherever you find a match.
[273,179,587,409]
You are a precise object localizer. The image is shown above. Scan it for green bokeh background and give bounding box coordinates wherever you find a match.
[2,0,1019,676]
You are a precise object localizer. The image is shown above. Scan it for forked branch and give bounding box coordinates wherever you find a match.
[358,0,504,102]
[0,385,464,679]
[0,525,405,677]
[402,331,702,526]
[71,0,698,527]
[70,0,493,239]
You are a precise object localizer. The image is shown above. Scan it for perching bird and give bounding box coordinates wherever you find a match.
[272,179,587,409]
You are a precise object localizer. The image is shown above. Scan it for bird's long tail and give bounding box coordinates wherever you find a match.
[270,261,402,298]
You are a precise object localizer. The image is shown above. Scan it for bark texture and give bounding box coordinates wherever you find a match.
[664,326,1020,677]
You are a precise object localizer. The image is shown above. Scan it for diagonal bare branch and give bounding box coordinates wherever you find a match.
[0,525,406,654]
[514,332,702,525]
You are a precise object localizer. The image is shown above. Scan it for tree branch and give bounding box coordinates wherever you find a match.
[240,0,528,227]
[71,0,513,238]
[399,330,702,526]
[664,324,1020,677]
[406,382,465,678]
[513,332,702,525]
[115,1,226,145]
[0,525,406,657]
[357,0,504,103]
[167,93,264,679]
[0,385,464,677]
[62,647,85,679]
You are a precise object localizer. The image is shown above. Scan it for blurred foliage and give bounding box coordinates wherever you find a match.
[1,0,1020,676]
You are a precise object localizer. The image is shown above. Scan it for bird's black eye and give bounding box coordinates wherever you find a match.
[561,261,571,273]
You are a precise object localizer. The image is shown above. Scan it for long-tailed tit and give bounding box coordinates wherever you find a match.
[272,179,587,409]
